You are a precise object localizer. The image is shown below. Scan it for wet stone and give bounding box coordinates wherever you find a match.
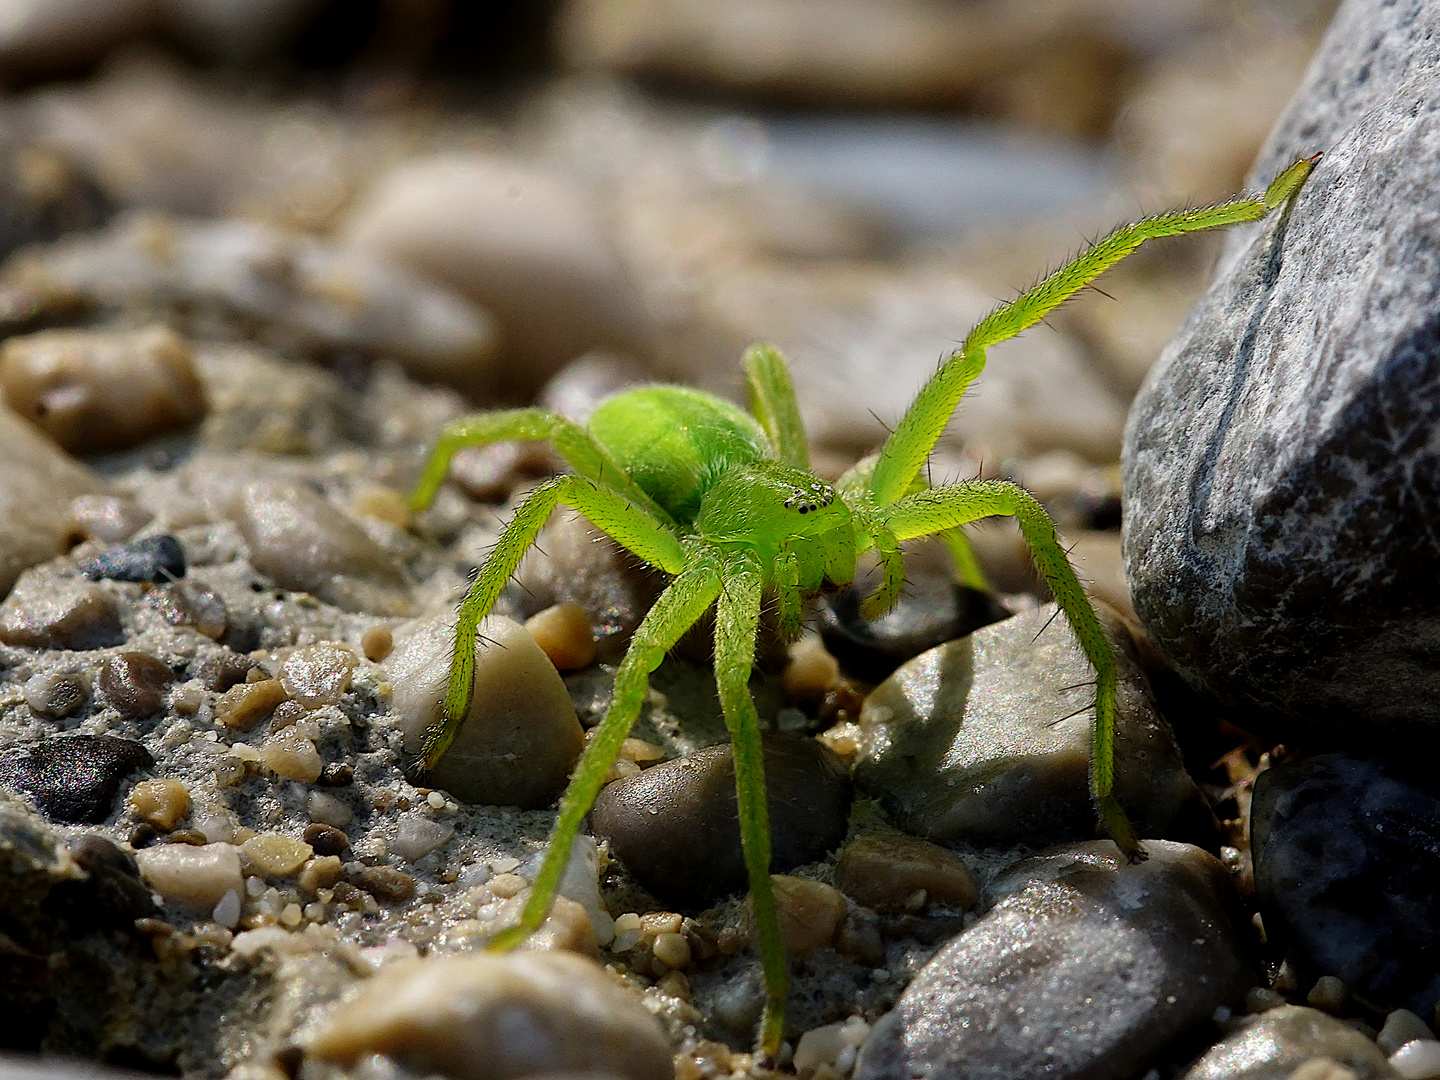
[0,572,123,650]
[0,736,154,824]
[853,602,1205,849]
[834,832,978,913]
[301,823,349,857]
[855,841,1255,1080]
[79,534,186,584]
[1181,1005,1400,1080]
[192,649,255,691]
[99,652,175,719]
[304,951,673,1080]
[1252,754,1440,1018]
[350,865,415,902]
[22,671,90,718]
[279,643,357,707]
[390,816,454,862]
[818,566,1010,683]
[590,732,851,908]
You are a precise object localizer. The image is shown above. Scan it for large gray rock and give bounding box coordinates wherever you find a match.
[1181,1006,1400,1080]
[854,841,1255,1080]
[1122,0,1440,742]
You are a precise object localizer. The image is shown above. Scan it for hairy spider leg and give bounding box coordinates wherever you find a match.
[419,474,686,770]
[743,343,810,469]
[880,478,1133,854]
[409,408,673,524]
[490,559,724,951]
[711,551,787,1054]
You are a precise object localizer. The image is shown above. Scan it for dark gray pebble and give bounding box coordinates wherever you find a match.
[0,736,154,824]
[818,566,1010,683]
[99,652,175,719]
[590,732,851,908]
[79,534,186,584]
[61,836,158,924]
[1252,753,1440,1018]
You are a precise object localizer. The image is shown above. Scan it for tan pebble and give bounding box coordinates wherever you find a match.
[361,625,393,662]
[782,635,841,704]
[135,842,242,908]
[640,911,682,937]
[352,485,410,529]
[1288,1059,1358,1080]
[620,737,664,764]
[1308,975,1349,1014]
[750,875,847,958]
[215,679,287,730]
[303,951,673,1080]
[350,865,415,902]
[529,895,601,960]
[261,730,324,782]
[0,325,206,453]
[651,932,692,970]
[280,903,304,927]
[488,872,528,899]
[525,602,597,671]
[269,699,307,730]
[280,643,358,707]
[240,834,314,877]
[834,832,977,912]
[127,778,191,831]
[246,666,268,683]
[611,912,643,952]
[299,855,346,896]
[656,970,691,1002]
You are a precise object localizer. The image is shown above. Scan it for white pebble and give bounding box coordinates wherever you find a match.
[390,816,455,862]
[212,889,242,929]
[308,790,353,827]
[1392,1041,1440,1080]
[135,843,243,908]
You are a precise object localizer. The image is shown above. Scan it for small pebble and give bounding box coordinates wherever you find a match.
[1382,1012,1438,1056]
[22,671,89,718]
[318,763,353,786]
[240,834,314,878]
[302,823,350,857]
[80,534,186,584]
[524,602,597,671]
[135,842,243,909]
[303,951,673,1080]
[352,485,410,528]
[0,572,123,650]
[279,643,358,707]
[488,872,527,899]
[834,832,978,912]
[68,494,152,544]
[351,866,415,902]
[0,325,207,453]
[782,634,841,705]
[299,856,345,895]
[269,699,307,730]
[215,679,287,730]
[307,790,353,827]
[652,932,692,970]
[755,875,848,958]
[0,735,153,824]
[530,895,602,959]
[144,582,227,639]
[1391,1040,1440,1079]
[127,778,191,831]
[1309,976,1350,1014]
[361,625,393,662]
[193,651,256,692]
[260,731,324,782]
[390,816,454,862]
[99,652,175,719]
[1245,987,1288,1014]
[213,888,242,929]
[795,1016,872,1079]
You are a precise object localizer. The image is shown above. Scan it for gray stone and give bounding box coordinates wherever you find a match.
[854,841,1255,1080]
[1181,1006,1399,1080]
[0,571,123,650]
[1251,754,1440,1019]
[853,603,1207,849]
[1122,0,1440,742]
[590,732,851,908]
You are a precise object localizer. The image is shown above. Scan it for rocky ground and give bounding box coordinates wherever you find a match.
[4,2,1440,1080]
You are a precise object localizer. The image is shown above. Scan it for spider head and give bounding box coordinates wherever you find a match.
[696,461,856,589]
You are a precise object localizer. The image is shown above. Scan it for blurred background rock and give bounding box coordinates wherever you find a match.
[0,0,1336,562]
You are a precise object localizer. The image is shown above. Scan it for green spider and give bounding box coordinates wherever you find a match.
[408,154,1318,1057]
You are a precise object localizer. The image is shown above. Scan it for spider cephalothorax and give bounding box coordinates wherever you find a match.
[408,154,1319,1057]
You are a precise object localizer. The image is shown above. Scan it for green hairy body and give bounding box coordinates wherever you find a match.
[409,155,1319,1057]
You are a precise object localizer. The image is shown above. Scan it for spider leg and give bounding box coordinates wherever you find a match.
[490,561,723,952]
[712,552,788,1058]
[410,408,672,524]
[866,154,1319,508]
[422,475,687,770]
[878,478,1141,859]
[743,343,809,469]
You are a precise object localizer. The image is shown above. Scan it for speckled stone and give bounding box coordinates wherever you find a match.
[0,570,123,650]
[304,952,674,1080]
[0,736,154,824]
[80,534,186,584]
[853,603,1205,849]
[1181,1006,1400,1080]
[590,732,851,908]
[98,652,175,719]
[855,841,1255,1080]
[1123,0,1440,744]
[1251,754,1440,1018]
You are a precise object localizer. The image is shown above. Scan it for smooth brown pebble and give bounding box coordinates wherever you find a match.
[751,875,848,958]
[834,832,978,912]
[525,602,597,671]
[361,625,393,662]
[351,866,415,902]
[214,679,286,730]
[302,823,350,857]
[99,652,175,719]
